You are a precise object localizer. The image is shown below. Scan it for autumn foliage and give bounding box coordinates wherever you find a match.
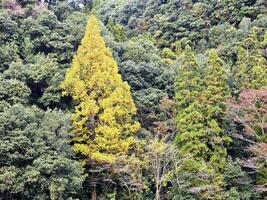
[61,16,140,164]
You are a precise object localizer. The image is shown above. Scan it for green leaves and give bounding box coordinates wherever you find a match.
[0,43,19,72]
[175,46,232,197]
[0,78,30,104]
[233,28,267,90]
[0,0,266,199]
[0,104,85,199]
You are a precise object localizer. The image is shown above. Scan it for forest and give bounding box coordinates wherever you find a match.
[0,0,266,199]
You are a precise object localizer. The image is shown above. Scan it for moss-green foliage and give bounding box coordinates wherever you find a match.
[233,28,267,90]
[97,0,267,49]
[0,1,87,199]
[0,0,266,199]
[175,46,233,198]
[0,104,85,199]
[107,18,127,42]
[202,49,231,170]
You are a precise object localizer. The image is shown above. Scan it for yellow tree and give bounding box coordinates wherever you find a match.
[61,16,140,200]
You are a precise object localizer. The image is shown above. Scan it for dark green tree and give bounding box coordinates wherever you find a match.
[0,104,85,199]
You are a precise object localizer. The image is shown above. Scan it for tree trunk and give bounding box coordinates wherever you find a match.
[90,180,97,200]
[155,186,160,200]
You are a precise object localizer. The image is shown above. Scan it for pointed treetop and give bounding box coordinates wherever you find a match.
[61,14,140,164]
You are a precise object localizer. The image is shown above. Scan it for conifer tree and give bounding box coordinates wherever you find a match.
[234,28,267,90]
[175,48,230,165]
[61,16,140,199]
[202,49,231,170]
[175,45,207,158]
[175,45,202,107]
[175,47,231,198]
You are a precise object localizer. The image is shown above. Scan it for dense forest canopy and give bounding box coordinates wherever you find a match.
[0,0,266,199]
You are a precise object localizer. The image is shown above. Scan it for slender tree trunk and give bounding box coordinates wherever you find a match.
[155,157,161,200]
[155,185,160,200]
[90,180,97,200]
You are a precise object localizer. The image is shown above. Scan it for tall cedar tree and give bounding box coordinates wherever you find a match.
[175,45,206,158]
[175,45,213,196]
[202,49,231,170]
[175,47,231,198]
[234,28,267,90]
[61,16,140,199]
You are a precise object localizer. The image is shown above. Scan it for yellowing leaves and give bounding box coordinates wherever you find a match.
[61,15,140,165]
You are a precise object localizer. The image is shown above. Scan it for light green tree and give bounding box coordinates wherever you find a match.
[234,28,267,90]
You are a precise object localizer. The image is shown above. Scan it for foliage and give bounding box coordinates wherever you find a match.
[0,104,85,199]
[228,89,267,192]
[61,15,140,163]
[233,28,267,91]
[119,37,175,132]
[1,0,266,199]
[61,15,141,198]
[175,46,232,198]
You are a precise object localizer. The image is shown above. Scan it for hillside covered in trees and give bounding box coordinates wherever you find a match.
[0,0,267,199]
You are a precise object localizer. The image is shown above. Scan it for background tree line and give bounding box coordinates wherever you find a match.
[0,0,266,199]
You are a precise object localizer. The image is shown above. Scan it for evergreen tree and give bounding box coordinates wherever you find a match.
[202,49,231,170]
[175,47,231,198]
[174,46,213,195]
[233,28,267,90]
[176,48,231,170]
[0,104,85,200]
[61,16,140,199]
[175,45,206,159]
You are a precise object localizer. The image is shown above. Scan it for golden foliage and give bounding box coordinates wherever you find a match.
[61,16,140,164]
